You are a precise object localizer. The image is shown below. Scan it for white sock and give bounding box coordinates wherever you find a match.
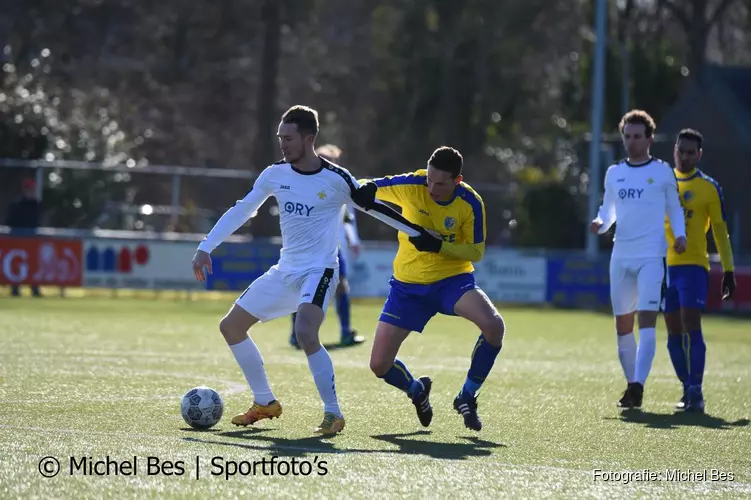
[306,347,342,417]
[634,327,657,385]
[229,338,275,405]
[617,332,637,382]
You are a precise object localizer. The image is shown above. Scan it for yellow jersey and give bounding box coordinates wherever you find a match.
[665,168,734,271]
[370,170,486,284]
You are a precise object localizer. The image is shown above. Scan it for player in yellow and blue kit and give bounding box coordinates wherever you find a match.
[664,129,737,413]
[363,147,505,431]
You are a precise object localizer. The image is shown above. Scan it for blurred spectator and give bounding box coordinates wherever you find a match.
[5,178,41,297]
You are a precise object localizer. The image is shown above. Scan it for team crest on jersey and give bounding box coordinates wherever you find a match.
[647,178,654,184]
[683,190,693,201]
[317,191,327,200]
[444,217,457,230]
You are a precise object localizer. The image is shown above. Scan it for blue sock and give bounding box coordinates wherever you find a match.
[667,333,689,388]
[687,329,706,389]
[461,334,502,398]
[336,292,351,336]
[380,359,421,397]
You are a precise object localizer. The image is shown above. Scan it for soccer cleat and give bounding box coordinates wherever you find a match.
[231,400,283,426]
[685,387,705,414]
[675,394,688,411]
[454,392,482,431]
[617,382,643,409]
[675,386,689,410]
[340,330,366,347]
[629,382,644,408]
[313,412,346,435]
[411,376,433,427]
[617,385,633,408]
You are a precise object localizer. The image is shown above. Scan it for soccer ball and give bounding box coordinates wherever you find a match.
[180,386,224,429]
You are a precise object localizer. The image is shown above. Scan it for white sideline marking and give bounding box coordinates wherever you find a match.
[0,377,246,404]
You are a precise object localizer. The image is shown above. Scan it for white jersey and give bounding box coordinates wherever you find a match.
[198,158,416,273]
[596,157,686,259]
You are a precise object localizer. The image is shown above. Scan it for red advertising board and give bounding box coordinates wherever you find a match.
[706,265,751,313]
[0,237,83,286]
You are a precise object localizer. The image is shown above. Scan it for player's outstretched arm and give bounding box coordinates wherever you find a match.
[197,171,272,254]
[350,181,422,237]
[592,169,616,233]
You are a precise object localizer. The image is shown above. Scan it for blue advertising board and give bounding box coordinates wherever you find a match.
[205,242,281,291]
[545,256,610,309]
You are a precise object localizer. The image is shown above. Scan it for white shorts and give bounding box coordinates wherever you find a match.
[609,257,666,315]
[235,265,339,322]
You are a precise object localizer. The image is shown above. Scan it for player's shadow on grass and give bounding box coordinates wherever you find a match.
[180,427,223,433]
[184,428,344,457]
[370,431,506,460]
[605,409,751,430]
[183,428,505,460]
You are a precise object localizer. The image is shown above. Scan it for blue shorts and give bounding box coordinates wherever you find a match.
[379,273,478,333]
[663,265,709,313]
[337,249,347,278]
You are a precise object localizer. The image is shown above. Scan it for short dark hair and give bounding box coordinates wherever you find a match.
[677,128,703,149]
[619,109,656,137]
[281,105,319,137]
[428,146,463,178]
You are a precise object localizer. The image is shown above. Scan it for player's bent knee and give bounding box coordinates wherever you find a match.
[369,357,392,378]
[336,279,349,295]
[219,316,246,344]
[615,314,635,334]
[294,306,325,353]
[480,314,505,347]
[218,305,258,344]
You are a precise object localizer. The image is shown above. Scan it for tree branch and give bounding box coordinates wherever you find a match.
[709,0,737,26]
[662,0,690,29]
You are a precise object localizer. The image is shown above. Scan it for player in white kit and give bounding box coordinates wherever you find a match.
[289,144,365,348]
[191,106,423,434]
[590,110,687,409]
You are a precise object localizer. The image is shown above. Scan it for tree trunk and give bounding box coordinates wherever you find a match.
[253,0,281,170]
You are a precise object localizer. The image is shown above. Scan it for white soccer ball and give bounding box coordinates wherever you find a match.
[181,386,224,429]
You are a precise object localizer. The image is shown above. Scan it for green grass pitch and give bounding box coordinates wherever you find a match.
[1,295,750,499]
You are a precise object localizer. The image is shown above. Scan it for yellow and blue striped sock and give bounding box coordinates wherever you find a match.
[381,359,421,397]
[461,334,502,398]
